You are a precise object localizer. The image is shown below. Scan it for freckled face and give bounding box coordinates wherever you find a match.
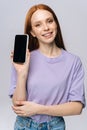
[31,9,57,45]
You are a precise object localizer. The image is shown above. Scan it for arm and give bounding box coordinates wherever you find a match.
[12,73,27,106]
[11,50,30,106]
[37,101,83,116]
[12,101,83,117]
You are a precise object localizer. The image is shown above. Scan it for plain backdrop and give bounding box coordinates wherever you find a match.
[0,0,87,130]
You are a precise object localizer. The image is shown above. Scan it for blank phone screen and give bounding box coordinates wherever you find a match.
[13,35,28,63]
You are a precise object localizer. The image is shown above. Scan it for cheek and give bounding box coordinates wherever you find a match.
[54,25,57,34]
[55,27,57,34]
[51,23,57,32]
[34,29,43,38]
[32,28,41,36]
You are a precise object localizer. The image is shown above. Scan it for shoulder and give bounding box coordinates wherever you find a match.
[29,49,41,64]
[63,49,85,78]
[30,49,39,57]
[62,49,82,64]
[62,49,84,72]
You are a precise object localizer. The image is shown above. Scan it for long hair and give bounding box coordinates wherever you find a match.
[24,4,66,51]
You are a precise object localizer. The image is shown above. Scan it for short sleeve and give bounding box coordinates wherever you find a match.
[8,65,17,98]
[68,57,86,107]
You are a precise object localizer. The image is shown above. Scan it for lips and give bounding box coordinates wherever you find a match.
[42,32,53,38]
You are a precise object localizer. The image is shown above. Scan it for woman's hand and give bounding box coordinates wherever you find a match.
[12,101,40,117]
[11,49,30,77]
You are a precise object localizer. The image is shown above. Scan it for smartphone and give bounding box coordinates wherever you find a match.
[13,34,29,63]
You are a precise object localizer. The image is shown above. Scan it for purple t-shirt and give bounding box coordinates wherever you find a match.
[9,49,85,123]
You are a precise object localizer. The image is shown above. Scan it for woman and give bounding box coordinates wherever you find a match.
[9,4,85,130]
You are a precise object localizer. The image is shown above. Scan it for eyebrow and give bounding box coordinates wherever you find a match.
[33,17,54,24]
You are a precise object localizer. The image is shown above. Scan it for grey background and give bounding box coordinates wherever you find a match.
[0,0,87,129]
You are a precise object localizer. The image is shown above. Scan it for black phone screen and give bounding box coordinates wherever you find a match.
[13,35,28,63]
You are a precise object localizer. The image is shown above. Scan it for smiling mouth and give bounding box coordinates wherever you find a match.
[42,32,53,38]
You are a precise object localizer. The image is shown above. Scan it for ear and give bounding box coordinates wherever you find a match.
[30,30,36,37]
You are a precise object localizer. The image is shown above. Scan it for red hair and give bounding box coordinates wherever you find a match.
[24,4,66,51]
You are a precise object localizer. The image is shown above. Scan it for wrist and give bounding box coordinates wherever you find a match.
[16,74,27,87]
[36,104,49,115]
[17,72,28,80]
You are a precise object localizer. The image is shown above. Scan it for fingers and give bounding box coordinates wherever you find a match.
[12,105,27,117]
[12,105,21,111]
[10,51,14,63]
[10,51,13,58]
[10,49,30,65]
[26,49,29,56]
[12,105,23,114]
[26,49,30,62]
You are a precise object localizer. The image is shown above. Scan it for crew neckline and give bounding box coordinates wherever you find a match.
[35,48,65,63]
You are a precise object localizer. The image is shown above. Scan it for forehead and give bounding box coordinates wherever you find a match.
[31,9,53,23]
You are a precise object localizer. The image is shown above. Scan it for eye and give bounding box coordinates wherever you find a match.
[35,23,41,27]
[48,19,54,23]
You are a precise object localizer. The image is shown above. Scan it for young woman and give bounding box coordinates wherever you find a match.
[9,4,85,130]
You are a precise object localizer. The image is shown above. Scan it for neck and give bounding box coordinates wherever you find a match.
[39,43,61,58]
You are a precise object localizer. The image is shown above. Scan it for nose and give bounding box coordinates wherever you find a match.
[43,23,49,30]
